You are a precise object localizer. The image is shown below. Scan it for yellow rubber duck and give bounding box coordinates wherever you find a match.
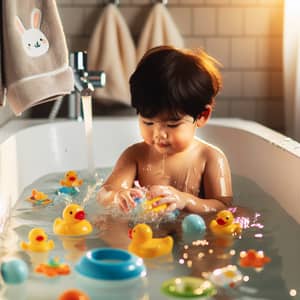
[60,170,83,187]
[53,204,93,236]
[128,223,173,258]
[209,210,242,236]
[144,196,167,213]
[20,228,55,252]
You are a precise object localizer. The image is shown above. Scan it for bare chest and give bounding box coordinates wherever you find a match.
[137,152,205,196]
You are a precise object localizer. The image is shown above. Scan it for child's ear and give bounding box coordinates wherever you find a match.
[195,104,213,128]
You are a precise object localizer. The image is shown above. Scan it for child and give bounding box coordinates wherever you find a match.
[97,45,232,214]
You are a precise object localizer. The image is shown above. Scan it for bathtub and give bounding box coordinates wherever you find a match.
[1,117,300,299]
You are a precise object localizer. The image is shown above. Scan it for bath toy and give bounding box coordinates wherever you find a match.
[75,248,146,280]
[53,204,93,236]
[207,265,243,288]
[57,170,83,195]
[209,210,242,236]
[161,276,216,298]
[128,223,173,258]
[58,289,90,300]
[20,228,55,252]
[143,196,167,213]
[182,214,206,241]
[0,258,29,284]
[60,170,83,187]
[239,249,271,268]
[35,257,70,277]
[26,189,52,206]
[134,195,167,214]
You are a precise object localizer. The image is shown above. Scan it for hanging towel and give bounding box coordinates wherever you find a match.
[137,3,184,61]
[2,0,74,115]
[88,4,136,106]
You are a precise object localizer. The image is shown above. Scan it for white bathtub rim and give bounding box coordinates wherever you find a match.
[1,117,299,158]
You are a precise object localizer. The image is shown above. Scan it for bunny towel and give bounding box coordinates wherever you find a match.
[88,4,136,106]
[2,0,74,115]
[137,3,184,61]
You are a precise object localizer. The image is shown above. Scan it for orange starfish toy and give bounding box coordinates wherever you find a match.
[35,257,70,277]
[239,249,271,268]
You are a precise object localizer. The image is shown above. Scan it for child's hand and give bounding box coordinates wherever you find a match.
[148,185,186,212]
[115,188,144,213]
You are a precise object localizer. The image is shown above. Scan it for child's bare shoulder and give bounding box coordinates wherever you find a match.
[122,142,148,157]
[196,138,227,162]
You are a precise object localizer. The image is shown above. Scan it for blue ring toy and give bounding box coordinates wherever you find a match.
[75,248,146,280]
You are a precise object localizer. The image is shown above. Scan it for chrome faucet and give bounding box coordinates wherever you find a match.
[69,51,106,120]
[49,51,106,120]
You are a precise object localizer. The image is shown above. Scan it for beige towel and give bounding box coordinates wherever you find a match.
[2,0,74,115]
[137,3,184,61]
[88,4,136,106]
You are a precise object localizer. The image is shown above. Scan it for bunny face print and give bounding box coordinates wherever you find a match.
[15,8,49,58]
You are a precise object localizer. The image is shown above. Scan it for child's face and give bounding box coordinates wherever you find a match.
[138,112,197,155]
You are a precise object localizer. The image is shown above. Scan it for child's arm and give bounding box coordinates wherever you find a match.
[97,145,143,212]
[149,148,233,214]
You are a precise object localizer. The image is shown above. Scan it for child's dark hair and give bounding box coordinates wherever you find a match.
[130,45,222,119]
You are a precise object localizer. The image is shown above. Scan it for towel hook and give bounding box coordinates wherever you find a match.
[152,0,168,4]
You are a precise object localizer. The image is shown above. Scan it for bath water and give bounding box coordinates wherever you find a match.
[0,170,299,300]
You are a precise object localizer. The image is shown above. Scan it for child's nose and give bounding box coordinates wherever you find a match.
[154,125,168,139]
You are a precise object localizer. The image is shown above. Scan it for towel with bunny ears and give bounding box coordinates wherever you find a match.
[2,0,74,115]
[88,4,136,106]
[137,3,184,61]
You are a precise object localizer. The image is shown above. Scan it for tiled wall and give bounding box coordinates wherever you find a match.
[57,0,284,131]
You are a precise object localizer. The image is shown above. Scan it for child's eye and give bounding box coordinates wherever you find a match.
[143,121,154,126]
[167,123,181,128]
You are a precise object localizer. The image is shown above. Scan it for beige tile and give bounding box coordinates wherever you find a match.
[271,71,283,98]
[230,99,256,120]
[255,99,284,129]
[212,99,231,118]
[59,7,85,35]
[206,38,230,67]
[205,0,230,4]
[169,7,192,35]
[245,8,271,35]
[221,71,243,97]
[193,8,217,36]
[57,0,73,5]
[231,0,257,5]
[184,37,206,49]
[122,6,148,37]
[257,37,283,69]
[68,36,90,51]
[83,7,104,36]
[72,0,99,4]
[179,0,204,4]
[243,71,270,97]
[131,0,150,4]
[270,7,283,36]
[231,38,256,69]
[257,0,283,6]
[217,8,243,36]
